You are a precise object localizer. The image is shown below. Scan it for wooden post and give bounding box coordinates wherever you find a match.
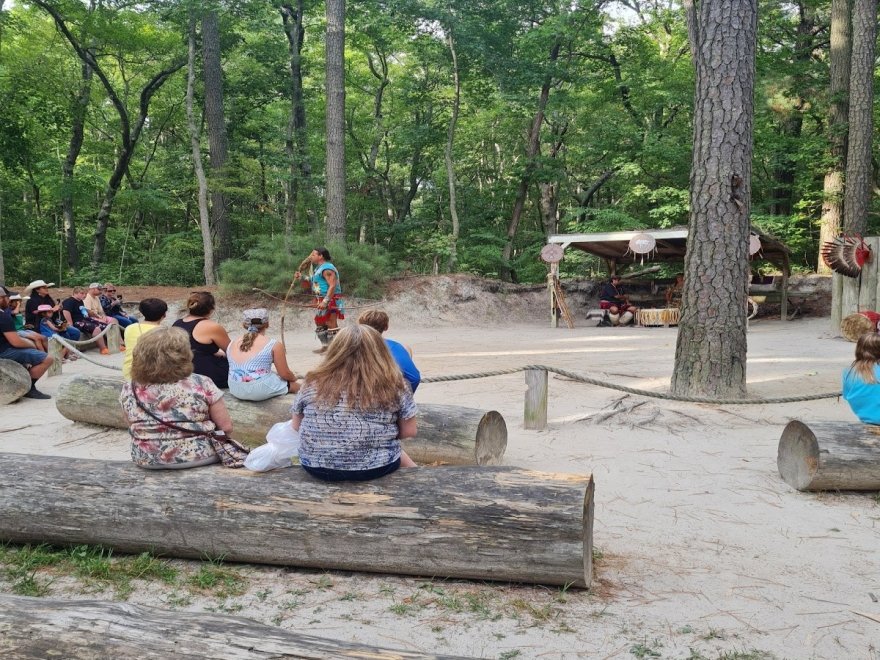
[780,269,789,321]
[524,367,548,430]
[549,263,558,328]
[47,338,64,377]
[831,271,843,332]
[106,324,122,353]
[859,236,880,313]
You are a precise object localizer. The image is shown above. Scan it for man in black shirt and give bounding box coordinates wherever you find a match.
[599,275,638,326]
[0,285,53,399]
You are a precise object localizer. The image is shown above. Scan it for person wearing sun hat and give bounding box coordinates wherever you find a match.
[0,284,54,399]
[226,308,300,401]
[23,279,59,328]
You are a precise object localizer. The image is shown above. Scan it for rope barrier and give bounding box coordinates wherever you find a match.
[423,365,840,405]
[50,334,123,371]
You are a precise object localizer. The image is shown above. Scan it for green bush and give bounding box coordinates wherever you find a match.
[219,236,392,299]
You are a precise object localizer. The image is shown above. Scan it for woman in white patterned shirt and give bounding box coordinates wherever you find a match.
[292,324,417,481]
[227,308,300,401]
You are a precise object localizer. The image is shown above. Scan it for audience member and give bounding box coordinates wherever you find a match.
[9,294,48,352]
[0,285,53,399]
[292,324,417,482]
[123,298,168,380]
[100,282,137,327]
[172,291,231,389]
[119,326,233,469]
[84,283,117,328]
[35,305,76,361]
[227,308,299,401]
[842,332,880,424]
[62,286,109,354]
[357,309,421,393]
[23,279,59,328]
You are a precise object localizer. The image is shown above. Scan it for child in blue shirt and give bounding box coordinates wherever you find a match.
[842,333,880,424]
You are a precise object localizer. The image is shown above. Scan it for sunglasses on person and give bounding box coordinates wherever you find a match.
[106,288,117,293]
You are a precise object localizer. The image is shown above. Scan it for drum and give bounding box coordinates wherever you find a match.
[637,308,680,327]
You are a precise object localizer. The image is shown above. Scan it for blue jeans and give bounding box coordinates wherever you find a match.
[112,314,137,328]
[0,346,48,369]
[302,458,401,482]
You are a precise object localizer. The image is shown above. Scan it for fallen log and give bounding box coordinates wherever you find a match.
[0,359,31,405]
[0,595,471,659]
[55,375,507,465]
[0,453,594,587]
[778,420,880,491]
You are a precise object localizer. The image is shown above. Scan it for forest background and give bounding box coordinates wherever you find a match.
[0,0,874,292]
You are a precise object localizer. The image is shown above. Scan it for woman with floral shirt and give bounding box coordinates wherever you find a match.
[120,326,233,469]
[292,324,417,481]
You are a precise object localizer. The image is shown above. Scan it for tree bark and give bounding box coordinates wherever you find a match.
[778,420,880,491]
[0,453,594,587]
[186,14,214,286]
[0,595,466,660]
[281,1,317,241]
[843,0,877,234]
[819,0,851,273]
[325,0,347,242]
[672,0,757,398]
[0,359,30,405]
[202,10,231,263]
[61,56,93,272]
[54,375,508,466]
[445,30,461,271]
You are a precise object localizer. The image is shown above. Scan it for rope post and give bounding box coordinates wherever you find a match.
[524,368,548,430]
[48,338,64,377]
[107,324,122,353]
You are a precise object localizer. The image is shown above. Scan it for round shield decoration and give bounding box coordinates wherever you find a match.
[540,243,564,264]
[749,233,762,257]
[628,232,656,264]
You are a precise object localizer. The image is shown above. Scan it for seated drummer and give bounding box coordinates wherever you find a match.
[665,273,684,307]
[599,275,638,326]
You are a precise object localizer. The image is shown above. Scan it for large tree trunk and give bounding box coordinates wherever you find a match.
[61,58,93,271]
[281,1,317,241]
[777,420,880,491]
[843,0,876,234]
[325,0,347,242]
[500,39,561,283]
[0,453,594,588]
[0,595,463,660]
[186,14,214,285]
[445,31,461,272]
[54,375,508,466]
[819,0,852,274]
[672,0,757,398]
[202,10,231,263]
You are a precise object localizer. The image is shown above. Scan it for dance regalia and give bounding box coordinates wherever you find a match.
[309,263,345,325]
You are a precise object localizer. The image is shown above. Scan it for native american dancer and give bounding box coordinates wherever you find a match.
[295,247,345,353]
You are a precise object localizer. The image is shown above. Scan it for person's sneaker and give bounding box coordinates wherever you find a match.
[23,387,51,400]
[100,348,110,355]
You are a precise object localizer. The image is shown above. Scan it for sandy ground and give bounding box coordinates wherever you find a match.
[1,303,879,659]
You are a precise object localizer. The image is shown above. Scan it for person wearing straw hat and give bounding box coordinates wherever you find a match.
[0,285,53,399]
[226,308,300,401]
[23,279,59,329]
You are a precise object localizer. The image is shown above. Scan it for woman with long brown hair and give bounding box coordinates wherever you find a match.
[291,324,417,481]
[173,291,231,389]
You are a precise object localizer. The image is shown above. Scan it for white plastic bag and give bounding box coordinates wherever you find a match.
[244,421,301,472]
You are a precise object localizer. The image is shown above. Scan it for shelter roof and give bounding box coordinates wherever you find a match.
[547,227,791,273]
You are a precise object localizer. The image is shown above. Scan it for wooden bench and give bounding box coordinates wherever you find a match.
[0,453,594,588]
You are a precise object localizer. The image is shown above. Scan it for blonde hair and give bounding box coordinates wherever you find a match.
[239,319,268,352]
[130,327,194,384]
[304,324,404,410]
[358,310,389,333]
[848,332,880,385]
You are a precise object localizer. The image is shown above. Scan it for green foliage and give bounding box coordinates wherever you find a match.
[220,236,393,299]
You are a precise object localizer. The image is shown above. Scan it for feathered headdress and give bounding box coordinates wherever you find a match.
[821,234,872,277]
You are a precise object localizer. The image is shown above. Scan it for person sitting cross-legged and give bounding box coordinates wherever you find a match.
[0,285,54,399]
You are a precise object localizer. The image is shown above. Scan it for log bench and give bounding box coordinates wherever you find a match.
[0,595,472,659]
[0,359,31,404]
[0,453,595,588]
[55,375,508,466]
[778,420,880,491]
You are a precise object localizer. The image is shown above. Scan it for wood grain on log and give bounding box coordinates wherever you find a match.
[0,595,473,659]
[0,453,593,587]
[55,375,506,465]
[0,359,31,405]
[778,420,880,491]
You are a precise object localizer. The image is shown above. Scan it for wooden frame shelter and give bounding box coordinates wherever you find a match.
[546,227,793,323]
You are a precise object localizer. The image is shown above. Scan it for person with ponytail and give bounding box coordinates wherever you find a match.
[226,308,300,401]
[842,332,880,424]
[172,291,231,389]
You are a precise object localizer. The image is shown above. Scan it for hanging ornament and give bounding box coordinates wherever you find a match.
[748,233,762,259]
[626,232,657,265]
[540,243,564,264]
[821,234,872,278]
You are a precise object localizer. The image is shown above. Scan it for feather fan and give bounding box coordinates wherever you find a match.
[821,235,872,278]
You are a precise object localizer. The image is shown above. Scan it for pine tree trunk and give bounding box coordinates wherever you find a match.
[324,0,346,242]
[202,10,231,262]
[819,0,851,274]
[445,31,461,272]
[843,0,876,234]
[61,57,93,272]
[672,0,757,398]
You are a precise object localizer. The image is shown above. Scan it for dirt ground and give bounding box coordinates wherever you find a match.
[1,277,878,659]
